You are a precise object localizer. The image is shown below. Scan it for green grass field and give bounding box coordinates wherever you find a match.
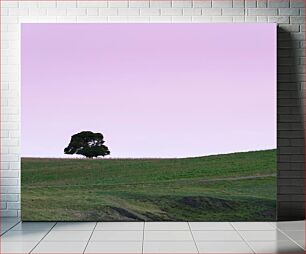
[22,149,276,221]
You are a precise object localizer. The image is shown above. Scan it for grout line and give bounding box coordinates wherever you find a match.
[187,222,200,254]
[0,219,21,236]
[276,227,305,251]
[83,222,97,254]
[29,221,57,254]
[230,222,256,254]
[141,221,145,254]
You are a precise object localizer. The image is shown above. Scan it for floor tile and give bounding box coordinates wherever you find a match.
[52,222,96,231]
[42,230,92,242]
[0,230,47,242]
[144,230,193,241]
[12,222,55,231]
[189,222,234,231]
[95,222,144,231]
[0,241,38,253]
[281,230,305,249]
[90,230,143,241]
[145,222,190,231]
[249,240,305,253]
[275,221,305,231]
[193,230,243,241]
[32,241,87,253]
[239,230,291,241]
[143,241,198,253]
[85,241,143,253]
[0,220,21,234]
[232,222,276,231]
[197,241,253,253]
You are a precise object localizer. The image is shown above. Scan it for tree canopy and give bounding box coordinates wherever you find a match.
[64,131,110,158]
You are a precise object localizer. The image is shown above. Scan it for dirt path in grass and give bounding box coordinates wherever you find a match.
[22,173,276,189]
[198,173,276,183]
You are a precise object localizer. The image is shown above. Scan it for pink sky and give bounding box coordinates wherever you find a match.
[21,24,276,158]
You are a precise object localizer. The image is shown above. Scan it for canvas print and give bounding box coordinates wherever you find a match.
[21,24,276,221]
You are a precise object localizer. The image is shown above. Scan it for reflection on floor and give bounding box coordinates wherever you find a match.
[1,218,304,253]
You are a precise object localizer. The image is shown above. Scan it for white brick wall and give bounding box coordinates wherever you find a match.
[0,0,305,219]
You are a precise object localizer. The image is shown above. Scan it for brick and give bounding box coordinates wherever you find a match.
[161,8,183,16]
[222,8,245,15]
[57,1,77,8]
[247,8,278,15]
[150,0,172,7]
[0,170,19,178]
[57,16,78,22]
[47,8,67,16]
[104,16,128,22]
[268,0,290,8]
[202,8,222,15]
[278,195,305,202]
[279,186,304,194]
[77,1,107,7]
[118,8,140,16]
[75,16,107,23]
[1,178,19,186]
[86,8,99,16]
[279,147,304,155]
[0,194,18,202]
[1,17,19,24]
[245,0,256,7]
[108,1,129,8]
[127,16,150,22]
[212,16,233,22]
[1,202,7,210]
[9,162,20,170]
[0,210,19,217]
[268,16,290,23]
[279,178,305,186]
[183,8,202,15]
[193,0,212,7]
[7,202,20,210]
[257,0,267,8]
[38,1,57,8]
[290,16,305,23]
[1,1,18,8]
[172,0,192,7]
[192,16,212,22]
[67,8,87,16]
[279,170,304,178]
[290,0,305,7]
[149,16,171,22]
[291,139,305,146]
[233,16,245,22]
[140,8,160,16]
[172,16,193,22]
[29,8,48,16]
[99,8,118,16]
[278,8,300,15]
[212,0,233,8]
[1,8,8,16]
[129,0,149,7]
[233,0,244,7]
[8,8,29,16]
[278,24,300,32]
[257,16,268,22]
[244,16,257,22]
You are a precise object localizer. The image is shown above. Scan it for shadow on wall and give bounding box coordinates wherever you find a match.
[277,27,305,221]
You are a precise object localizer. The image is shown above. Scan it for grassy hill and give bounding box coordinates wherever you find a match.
[21,149,276,221]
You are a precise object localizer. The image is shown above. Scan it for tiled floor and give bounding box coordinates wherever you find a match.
[0,219,304,253]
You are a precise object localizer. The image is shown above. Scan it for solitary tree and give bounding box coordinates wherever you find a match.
[64,131,110,158]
